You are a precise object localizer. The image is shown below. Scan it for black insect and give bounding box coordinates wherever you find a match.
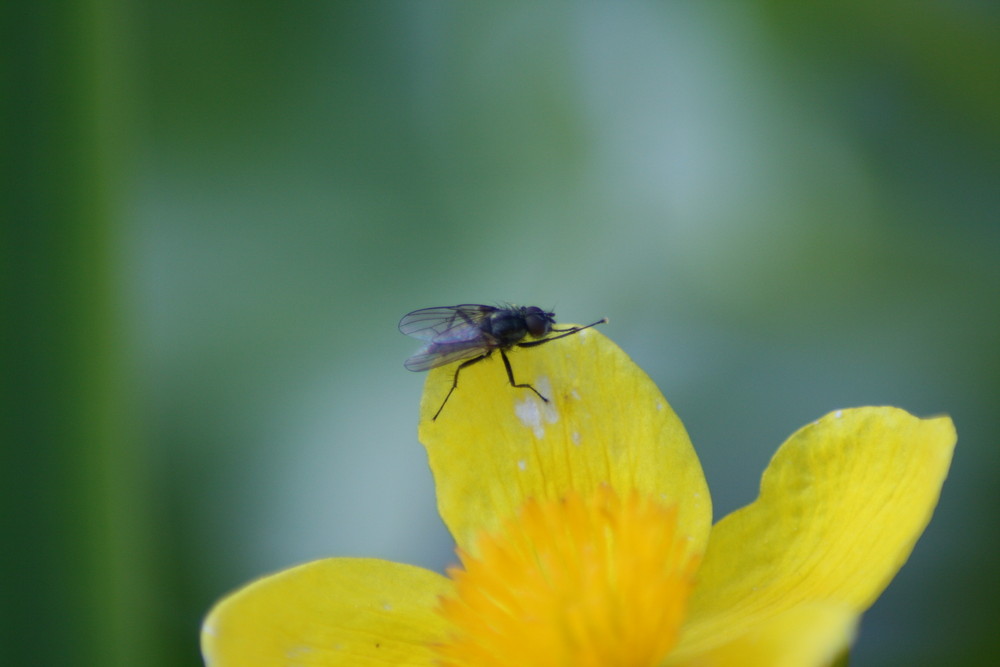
[399,304,607,420]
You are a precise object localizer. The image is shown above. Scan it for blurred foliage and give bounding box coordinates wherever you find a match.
[4,2,998,665]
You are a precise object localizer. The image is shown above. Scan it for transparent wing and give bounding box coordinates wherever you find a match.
[398,304,496,342]
[403,340,489,371]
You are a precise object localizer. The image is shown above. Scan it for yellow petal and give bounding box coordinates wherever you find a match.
[668,603,857,667]
[418,328,710,556]
[676,407,955,656]
[201,558,452,667]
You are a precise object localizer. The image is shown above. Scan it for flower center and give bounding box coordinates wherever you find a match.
[433,486,698,667]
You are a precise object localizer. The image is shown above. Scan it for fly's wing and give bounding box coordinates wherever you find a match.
[403,340,488,371]
[398,304,496,342]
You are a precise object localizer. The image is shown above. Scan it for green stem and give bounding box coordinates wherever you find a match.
[1,2,160,665]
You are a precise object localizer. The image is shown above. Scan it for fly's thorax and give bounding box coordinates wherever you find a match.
[487,306,554,345]
[486,309,529,345]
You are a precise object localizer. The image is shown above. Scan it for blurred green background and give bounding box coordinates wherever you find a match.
[5,2,998,665]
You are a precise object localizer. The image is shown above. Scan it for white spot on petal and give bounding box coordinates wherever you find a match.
[515,400,545,438]
[518,459,527,471]
[514,376,558,438]
[835,410,843,419]
[571,431,581,446]
[286,645,313,661]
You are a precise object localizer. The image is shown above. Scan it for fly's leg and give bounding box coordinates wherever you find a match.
[499,348,548,403]
[506,317,607,405]
[434,352,491,420]
[518,318,608,348]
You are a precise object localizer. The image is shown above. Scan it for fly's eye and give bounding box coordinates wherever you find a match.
[524,311,551,337]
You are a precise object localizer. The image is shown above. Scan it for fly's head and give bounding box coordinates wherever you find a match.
[523,306,556,338]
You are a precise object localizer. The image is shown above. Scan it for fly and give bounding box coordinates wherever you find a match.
[399,304,607,420]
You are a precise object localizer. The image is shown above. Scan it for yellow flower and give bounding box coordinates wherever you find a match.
[201,330,955,666]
